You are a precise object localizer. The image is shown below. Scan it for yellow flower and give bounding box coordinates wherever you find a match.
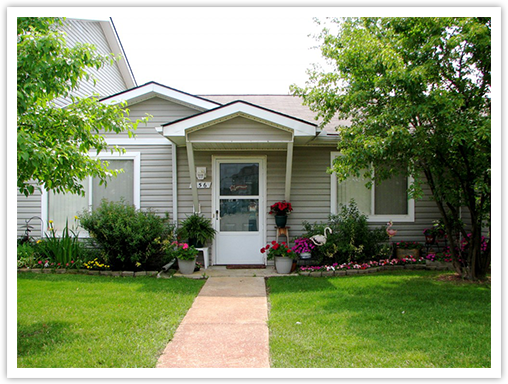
[74,216,79,220]
[49,220,53,224]
[37,240,42,244]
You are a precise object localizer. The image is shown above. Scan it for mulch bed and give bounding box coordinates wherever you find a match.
[435,273,491,285]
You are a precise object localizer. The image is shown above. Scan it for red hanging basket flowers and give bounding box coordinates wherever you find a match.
[269,201,293,216]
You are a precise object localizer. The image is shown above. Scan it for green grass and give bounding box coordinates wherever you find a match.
[267,270,491,368]
[17,273,205,368]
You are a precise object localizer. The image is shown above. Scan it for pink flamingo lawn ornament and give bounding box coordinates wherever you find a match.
[386,221,397,238]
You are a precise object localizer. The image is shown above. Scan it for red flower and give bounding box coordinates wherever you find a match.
[287,249,291,253]
[260,248,266,253]
[269,201,293,215]
[271,240,277,245]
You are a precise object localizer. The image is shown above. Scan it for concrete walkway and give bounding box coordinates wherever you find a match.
[156,276,270,368]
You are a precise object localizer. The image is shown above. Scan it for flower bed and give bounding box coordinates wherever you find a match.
[17,268,160,277]
[298,256,445,276]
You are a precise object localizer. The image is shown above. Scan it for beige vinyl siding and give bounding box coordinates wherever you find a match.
[188,117,292,143]
[114,97,200,139]
[17,188,44,239]
[130,145,173,216]
[53,19,128,108]
[289,147,333,238]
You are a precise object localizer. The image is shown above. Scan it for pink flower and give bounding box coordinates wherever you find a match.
[38,260,42,264]
[182,243,189,250]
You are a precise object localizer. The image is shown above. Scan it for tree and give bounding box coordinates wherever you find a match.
[292,17,491,280]
[17,17,149,197]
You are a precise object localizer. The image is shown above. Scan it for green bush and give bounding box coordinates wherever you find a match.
[17,242,40,268]
[302,200,388,264]
[79,200,175,271]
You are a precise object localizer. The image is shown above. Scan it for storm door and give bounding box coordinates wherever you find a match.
[213,157,266,265]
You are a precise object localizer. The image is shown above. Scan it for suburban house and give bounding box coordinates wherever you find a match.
[18,18,444,267]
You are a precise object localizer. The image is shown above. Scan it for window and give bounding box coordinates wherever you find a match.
[330,152,414,222]
[43,153,140,232]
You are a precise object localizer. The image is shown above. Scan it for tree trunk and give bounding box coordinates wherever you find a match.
[422,165,489,281]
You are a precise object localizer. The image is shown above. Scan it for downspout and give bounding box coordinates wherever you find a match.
[156,126,178,226]
[171,142,178,227]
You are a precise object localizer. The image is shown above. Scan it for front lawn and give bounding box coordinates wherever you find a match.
[267,270,491,368]
[17,274,205,368]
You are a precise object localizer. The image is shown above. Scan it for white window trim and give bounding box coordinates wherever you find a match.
[41,152,141,234]
[330,152,415,222]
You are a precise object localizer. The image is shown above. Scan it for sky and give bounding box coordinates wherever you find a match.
[111,8,326,94]
[9,6,502,95]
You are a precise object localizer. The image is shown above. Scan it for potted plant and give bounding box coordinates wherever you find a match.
[177,213,216,248]
[260,240,296,274]
[423,221,446,245]
[269,201,293,228]
[168,241,199,275]
[291,237,315,259]
[395,241,423,259]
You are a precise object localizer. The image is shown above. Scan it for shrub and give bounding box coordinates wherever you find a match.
[17,242,40,268]
[79,199,175,271]
[302,200,388,264]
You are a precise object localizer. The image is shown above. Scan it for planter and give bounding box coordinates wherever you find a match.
[274,215,288,228]
[299,252,312,260]
[188,238,204,248]
[178,258,196,275]
[396,248,420,259]
[274,256,293,274]
[425,235,436,244]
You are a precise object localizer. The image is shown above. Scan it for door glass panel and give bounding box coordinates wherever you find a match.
[220,163,259,196]
[220,199,259,232]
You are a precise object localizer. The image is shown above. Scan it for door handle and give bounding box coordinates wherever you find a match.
[216,210,219,220]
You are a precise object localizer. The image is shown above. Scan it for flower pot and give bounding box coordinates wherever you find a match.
[274,256,293,274]
[188,238,204,248]
[425,235,436,244]
[299,252,312,260]
[178,258,196,275]
[274,215,287,228]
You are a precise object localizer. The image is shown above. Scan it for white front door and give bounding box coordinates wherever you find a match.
[213,157,266,265]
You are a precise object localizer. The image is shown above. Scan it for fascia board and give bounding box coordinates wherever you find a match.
[162,102,317,137]
[99,21,136,89]
[100,83,219,110]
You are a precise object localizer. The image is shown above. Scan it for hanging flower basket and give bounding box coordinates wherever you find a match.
[269,201,292,228]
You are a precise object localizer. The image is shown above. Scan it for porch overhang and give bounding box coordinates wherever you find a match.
[157,100,318,148]
[156,101,318,212]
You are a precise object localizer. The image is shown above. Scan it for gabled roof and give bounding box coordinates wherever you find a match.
[159,100,318,147]
[100,81,221,111]
[201,94,351,134]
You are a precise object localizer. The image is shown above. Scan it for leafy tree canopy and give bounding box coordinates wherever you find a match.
[17,17,150,197]
[292,17,491,280]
